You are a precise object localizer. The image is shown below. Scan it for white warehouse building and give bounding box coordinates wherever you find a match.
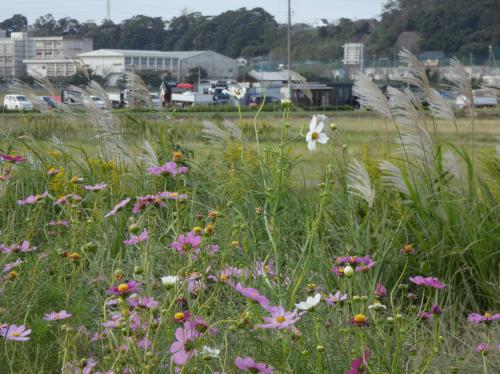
[78,49,238,84]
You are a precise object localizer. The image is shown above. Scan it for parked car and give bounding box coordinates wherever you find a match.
[38,96,57,109]
[88,95,107,110]
[150,93,161,109]
[249,96,281,105]
[3,94,33,111]
[455,89,497,109]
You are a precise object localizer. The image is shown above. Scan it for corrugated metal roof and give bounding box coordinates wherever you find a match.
[78,49,209,58]
[248,70,291,81]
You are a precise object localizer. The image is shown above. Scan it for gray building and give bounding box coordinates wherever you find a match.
[78,49,238,84]
[0,32,34,78]
[23,36,93,78]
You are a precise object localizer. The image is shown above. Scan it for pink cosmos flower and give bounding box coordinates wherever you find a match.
[48,220,71,227]
[468,312,500,324]
[235,356,274,373]
[332,255,376,276]
[148,161,189,177]
[84,183,108,191]
[234,283,270,309]
[170,326,201,366]
[417,311,433,320]
[1,240,36,254]
[254,260,276,278]
[257,306,301,330]
[431,304,442,315]
[375,282,387,298]
[187,272,205,294]
[132,195,166,213]
[326,291,348,306]
[345,349,370,374]
[172,232,202,255]
[0,154,26,163]
[105,197,131,217]
[475,343,489,353]
[127,295,159,309]
[123,228,148,246]
[137,336,152,350]
[43,310,72,321]
[157,191,189,201]
[107,280,141,296]
[54,194,82,206]
[207,244,220,255]
[3,259,23,273]
[17,192,49,205]
[1,324,31,341]
[409,276,446,289]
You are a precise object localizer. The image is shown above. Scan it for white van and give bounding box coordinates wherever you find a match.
[3,94,33,111]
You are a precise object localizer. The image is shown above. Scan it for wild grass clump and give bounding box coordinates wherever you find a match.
[0,57,499,373]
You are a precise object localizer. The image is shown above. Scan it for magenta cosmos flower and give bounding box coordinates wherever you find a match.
[345,349,370,374]
[1,240,36,254]
[84,182,108,191]
[17,192,49,206]
[0,154,26,163]
[123,228,148,246]
[107,280,141,296]
[43,310,72,321]
[234,283,270,309]
[475,343,489,353]
[409,276,446,289]
[235,356,274,373]
[170,326,201,366]
[148,161,189,177]
[257,306,301,330]
[375,282,387,298]
[468,312,500,324]
[172,232,202,255]
[1,324,31,341]
[105,197,131,217]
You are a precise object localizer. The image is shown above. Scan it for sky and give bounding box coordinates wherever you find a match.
[0,0,386,25]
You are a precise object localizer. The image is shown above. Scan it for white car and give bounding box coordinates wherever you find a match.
[150,93,161,109]
[3,94,33,111]
[88,95,107,110]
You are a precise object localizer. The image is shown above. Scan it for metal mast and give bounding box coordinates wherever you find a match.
[287,0,292,100]
[106,0,111,20]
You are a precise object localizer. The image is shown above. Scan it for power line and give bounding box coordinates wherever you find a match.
[106,0,111,20]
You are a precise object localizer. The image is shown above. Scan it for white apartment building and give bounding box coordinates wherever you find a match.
[23,36,93,78]
[0,32,34,78]
[78,49,238,84]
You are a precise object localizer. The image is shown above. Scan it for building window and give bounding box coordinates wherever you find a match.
[44,41,53,48]
[156,58,163,68]
[149,58,155,67]
[133,57,139,66]
[140,57,147,67]
[125,57,132,66]
[36,42,44,48]
[55,41,63,47]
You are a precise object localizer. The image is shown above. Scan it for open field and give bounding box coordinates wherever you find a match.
[0,92,499,373]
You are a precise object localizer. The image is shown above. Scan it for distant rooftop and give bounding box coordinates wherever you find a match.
[78,49,211,58]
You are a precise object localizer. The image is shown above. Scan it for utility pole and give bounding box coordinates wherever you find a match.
[106,0,111,21]
[287,0,292,101]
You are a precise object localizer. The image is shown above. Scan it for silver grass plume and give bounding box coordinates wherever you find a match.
[125,72,152,109]
[289,70,313,103]
[446,58,473,105]
[347,159,375,208]
[139,140,159,167]
[379,161,410,196]
[398,48,432,95]
[353,73,392,118]
[201,120,231,145]
[222,119,242,140]
[482,75,500,90]
[427,88,456,123]
[442,150,463,182]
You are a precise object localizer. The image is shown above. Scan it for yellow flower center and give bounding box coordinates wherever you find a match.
[205,224,214,234]
[353,314,367,324]
[12,331,21,337]
[8,271,18,279]
[484,312,492,319]
[174,312,185,321]
[220,274,229,282]
[311,132,319,140]
[70,176,79,183]
[192,226,202,234]
[117,283,129,293]
[276,315,286,323]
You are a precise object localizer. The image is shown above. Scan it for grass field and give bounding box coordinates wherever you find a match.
[0,78,499,373]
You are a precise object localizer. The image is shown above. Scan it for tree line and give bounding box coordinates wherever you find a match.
[1,1,499,62]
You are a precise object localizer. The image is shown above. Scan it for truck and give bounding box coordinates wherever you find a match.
[456,89,498,109]
[171,91,214,107]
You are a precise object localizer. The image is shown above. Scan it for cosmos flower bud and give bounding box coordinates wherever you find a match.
[316,345,325,352]
[344,265,354,277]
[330,123,337,130]
[129,224,140,234]
[172,151,183,161]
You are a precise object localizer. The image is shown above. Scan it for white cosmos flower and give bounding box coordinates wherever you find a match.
[306,115,329,151]
[161,275,178,286]
[199,346,221,359]
[368,301,387,311]
[224,86,247,100]
[295,293,322,311]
